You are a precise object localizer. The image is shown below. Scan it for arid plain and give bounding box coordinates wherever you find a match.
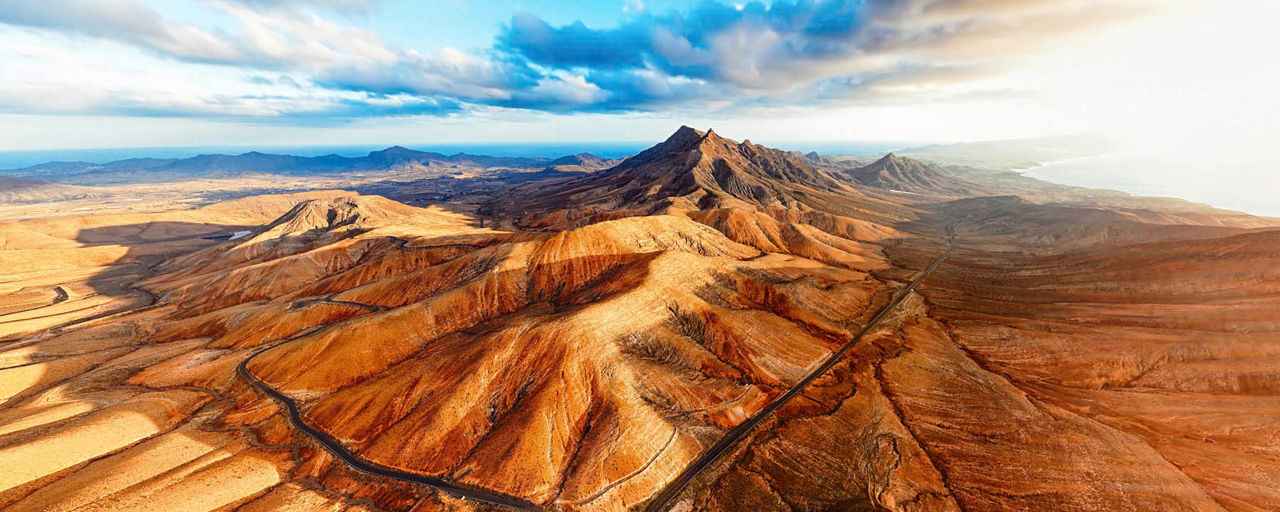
[1,127,1278,512]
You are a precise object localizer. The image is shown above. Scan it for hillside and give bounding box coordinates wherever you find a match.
[1,129,1278,512]
[0,177,102,204]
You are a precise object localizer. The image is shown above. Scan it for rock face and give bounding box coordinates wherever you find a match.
[1,128,1279,512]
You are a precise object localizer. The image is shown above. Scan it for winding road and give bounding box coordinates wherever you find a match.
[642,239,955,512]
[236,338,541,510]
[235,238,953,512]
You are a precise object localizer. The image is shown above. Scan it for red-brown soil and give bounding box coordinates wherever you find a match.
[1,128,1277,512]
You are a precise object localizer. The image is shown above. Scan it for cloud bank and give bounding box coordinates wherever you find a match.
[0,0,1141,120]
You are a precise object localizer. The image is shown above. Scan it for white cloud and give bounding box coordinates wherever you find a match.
[523,74,607,106]
[0,0,1273,192]
[0,0,242,62]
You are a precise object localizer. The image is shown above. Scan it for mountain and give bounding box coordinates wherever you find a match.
[502,126,912,270]
[543,152,621,173]
[546,152,613,168]
[3,128,1280,512]
[529,126,848,206]
[3,190,889,510]
[844,153,988,196]
[1,147,557,185]
[511,126,911,227]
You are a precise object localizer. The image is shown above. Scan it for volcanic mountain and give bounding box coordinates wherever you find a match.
[514,127,909,223]
[844,153,988,196]
[2,128,1279,512]
[508,127,911,270]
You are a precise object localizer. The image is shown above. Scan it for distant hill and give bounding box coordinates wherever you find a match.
[1,147,567,185]
[790,150,872,170]
[543,152,622,173]
[896,134,1117,170]
[843,153,988,196]
[0,177,103,203]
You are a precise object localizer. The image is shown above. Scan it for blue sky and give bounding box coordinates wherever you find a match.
[0,0,1276,157]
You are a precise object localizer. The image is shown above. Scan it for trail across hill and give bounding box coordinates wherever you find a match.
[236,238,953,512]
[643,239,955,512]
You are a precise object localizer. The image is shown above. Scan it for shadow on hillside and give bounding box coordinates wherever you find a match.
[0,221,257,345]
[77,221,258,306]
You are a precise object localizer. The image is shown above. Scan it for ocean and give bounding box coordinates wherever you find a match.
[1023,153,1280,218]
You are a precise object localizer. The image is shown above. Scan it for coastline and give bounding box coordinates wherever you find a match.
[1014,153,1279,217]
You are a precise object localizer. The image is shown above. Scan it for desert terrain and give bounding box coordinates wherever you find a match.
[1,127,1277,512]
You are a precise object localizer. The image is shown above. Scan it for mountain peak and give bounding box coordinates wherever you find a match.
[375,145,412,154]
[368,146,424,160]
[547,152,612,168]
[665,125,706,146]
[513,125,859,223]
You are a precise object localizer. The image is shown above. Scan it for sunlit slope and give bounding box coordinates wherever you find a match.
[3,128,1278,512]
[1,190,902,511]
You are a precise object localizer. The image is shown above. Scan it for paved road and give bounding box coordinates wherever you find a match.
[236,340,541,510]
[235,238,952,512]
[642,240,955,512]
[51,286,69,305]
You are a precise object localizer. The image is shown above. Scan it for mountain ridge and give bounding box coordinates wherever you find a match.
[0,146,588,185]
[844,152,988,196]
[512,126,892,224]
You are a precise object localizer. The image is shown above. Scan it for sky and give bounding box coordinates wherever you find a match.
[0,0,1277,162]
